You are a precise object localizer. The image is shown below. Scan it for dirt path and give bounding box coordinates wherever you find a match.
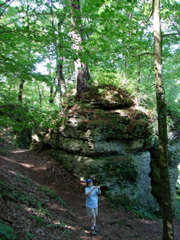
[1,149,180,240]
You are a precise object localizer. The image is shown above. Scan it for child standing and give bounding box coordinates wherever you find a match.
[85,179,101,235]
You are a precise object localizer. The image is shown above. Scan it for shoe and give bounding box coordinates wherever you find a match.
[91,229,97,235]
[94,226,99,232]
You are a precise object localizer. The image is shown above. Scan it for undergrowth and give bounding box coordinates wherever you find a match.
[38,186,67,206]
[106,195,157,220]
[0,223,17,240]
[108,191,180,221]
[0,170,75,240]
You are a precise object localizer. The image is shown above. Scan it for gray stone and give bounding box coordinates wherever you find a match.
[45,86,179,212]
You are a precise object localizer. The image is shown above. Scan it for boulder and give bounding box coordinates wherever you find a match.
[46,85,178,212]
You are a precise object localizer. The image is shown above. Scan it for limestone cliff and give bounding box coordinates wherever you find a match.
[46,85,159,211]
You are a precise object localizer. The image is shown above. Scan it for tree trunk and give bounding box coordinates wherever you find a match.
[153,1,174,239]
[48,64,56,104]
[49,0,66,103]
[70,0,90,98]
[18,79,25,102]
[50,85,54,104]
[37,83,42,106]
[75,59,90,98]
[57,55,66,96]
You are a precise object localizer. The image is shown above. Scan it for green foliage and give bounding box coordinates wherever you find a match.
[107,195,156,220]
[1,174,68,214]
[0,177,38,207]
[39,186,57,198]
[106,160,138,183]
[0,127,15,154]
[38,186,67,206]
[31,215,46,225]
[1,174,48,210]
[0,178,21,202]
[0,223,17,240]
[25,231,34,239]
[164,56,180,117]
[0,167,75,239]
[89,157,138,185]
[0,101,62,148]
[132,208,157,220]
[0,0,179,147]
[91,68,120,86]
[56,196,67,206]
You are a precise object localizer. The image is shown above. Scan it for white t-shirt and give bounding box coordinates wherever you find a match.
[85,186,99,208]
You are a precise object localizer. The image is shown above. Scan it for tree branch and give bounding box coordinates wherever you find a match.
[0,0,15,17]
[144,0,154,24]
[162,32,180,37]
[0,0,11,7]
[132,52,154,57]
[0,93,9,102]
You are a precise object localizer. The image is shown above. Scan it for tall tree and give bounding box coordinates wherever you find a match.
[153,0,174,239]
[70,0,90,98]
[49,0,66,101]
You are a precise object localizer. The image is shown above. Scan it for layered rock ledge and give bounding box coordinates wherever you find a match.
[46,85,159,210]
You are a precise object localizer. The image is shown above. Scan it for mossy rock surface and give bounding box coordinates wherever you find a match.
[46,85,160,211]
[80,84,134,109]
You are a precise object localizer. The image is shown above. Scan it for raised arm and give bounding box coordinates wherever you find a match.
[85,186,99,196]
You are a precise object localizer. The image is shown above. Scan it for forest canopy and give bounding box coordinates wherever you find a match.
[0,0,180,132]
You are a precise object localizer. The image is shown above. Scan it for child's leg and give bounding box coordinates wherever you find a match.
[90,216,96,228]
[86,207,97,233]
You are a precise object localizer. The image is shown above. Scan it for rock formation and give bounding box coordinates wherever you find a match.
[46,85,159,211]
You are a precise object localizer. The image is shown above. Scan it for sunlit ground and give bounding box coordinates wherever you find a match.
[11,149,30,153]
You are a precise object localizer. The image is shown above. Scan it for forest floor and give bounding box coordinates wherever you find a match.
[0,148,180,240]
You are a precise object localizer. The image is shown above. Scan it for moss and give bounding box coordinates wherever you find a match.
[104,159,138,183]
[85,157,138,185]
